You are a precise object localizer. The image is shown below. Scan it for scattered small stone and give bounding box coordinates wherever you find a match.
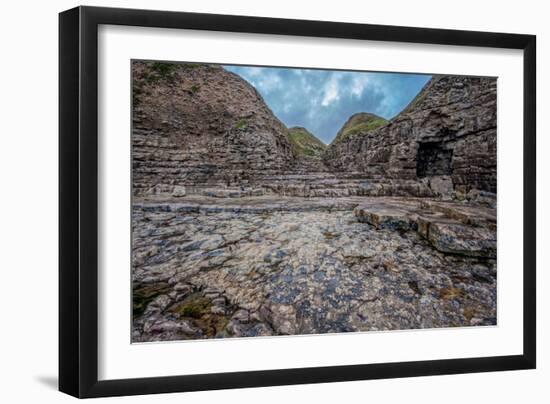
[132,197,496,342]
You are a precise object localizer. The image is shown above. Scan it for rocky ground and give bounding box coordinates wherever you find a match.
[130,63,498,343]
[132,196,496,342]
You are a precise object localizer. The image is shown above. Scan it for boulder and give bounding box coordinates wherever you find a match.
[423,219,496,258]
[429,175,454,200]
[354,204,414,230]
[353,198,496,258]
[171,185,186,197]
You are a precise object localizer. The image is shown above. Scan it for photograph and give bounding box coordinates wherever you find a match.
[0,0,542,401]
[131,60,497,342]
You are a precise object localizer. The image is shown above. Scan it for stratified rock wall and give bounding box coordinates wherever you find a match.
[324,76,497,194]
[132,61,294,196]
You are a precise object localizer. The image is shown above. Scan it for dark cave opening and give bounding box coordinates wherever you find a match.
[416,141,453,178]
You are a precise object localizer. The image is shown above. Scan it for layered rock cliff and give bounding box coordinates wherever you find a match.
[133,63,497,200]
[132,61,294,196]
[323,76,497,195]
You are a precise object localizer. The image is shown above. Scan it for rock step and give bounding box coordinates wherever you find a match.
[134,174,439,198]
[134,198,361,214]
[354,199,496,258]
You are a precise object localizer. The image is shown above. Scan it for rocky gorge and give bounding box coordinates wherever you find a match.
[131,61,497,342]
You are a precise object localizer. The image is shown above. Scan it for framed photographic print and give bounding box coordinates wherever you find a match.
[59,6,536,398]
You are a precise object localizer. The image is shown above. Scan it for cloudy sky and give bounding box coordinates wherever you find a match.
[224,65,431,144]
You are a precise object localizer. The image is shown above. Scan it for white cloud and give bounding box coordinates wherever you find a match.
[256,73,282,93]
[321,75,341,107]
[350,74,371,97]
[244,67,262,77]
[223,64,431,143]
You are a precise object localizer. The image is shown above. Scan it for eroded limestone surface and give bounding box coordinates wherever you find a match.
[324,76,497,195]
[132,64,497,202]
[354,198,496,258]
[132,197,496,342]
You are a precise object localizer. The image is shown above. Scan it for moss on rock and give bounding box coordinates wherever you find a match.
[288,127,326,157]
[133,282,170,318]
[331,113,388,145]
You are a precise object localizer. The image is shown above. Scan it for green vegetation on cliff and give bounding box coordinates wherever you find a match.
[288,127,327,157]
[331,112,388,145]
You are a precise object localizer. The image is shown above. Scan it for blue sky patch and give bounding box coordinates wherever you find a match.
[224,65,431,144]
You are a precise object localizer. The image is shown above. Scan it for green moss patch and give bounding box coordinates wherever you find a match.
[195,315,230,338]
[235,118,248,130]
[133,282,170,318]
[332,114,388,145]
[168,292,232,337]
[136,62,180,86]
[288,127,326,157]
[151,62,179,79]
[169,292,212,319]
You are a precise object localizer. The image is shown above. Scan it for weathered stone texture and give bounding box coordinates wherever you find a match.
[132,196,496,341]
[133,64,496,200]
[132,61,294,196]
[324,76,497,195]
[354,198,496,258]
[130,66,498,342]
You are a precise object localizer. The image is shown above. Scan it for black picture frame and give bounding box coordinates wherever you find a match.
[59,5,536,398]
